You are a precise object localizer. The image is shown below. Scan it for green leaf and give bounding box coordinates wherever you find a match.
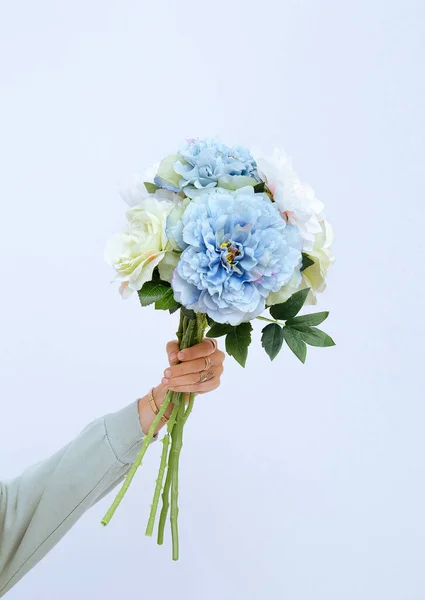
[138,280,170,307]
[301,253,315,272]
[287,311,329,328]
[169,304,181,315]
[154,288,179,310]
[225,322,252,367]
[144,181,159,194]
[261,323,284,360]
[269,288,310,320]
[299,327,335,347]
[283,326,307,363]
[206,323,234,338]
[253,182,266,193]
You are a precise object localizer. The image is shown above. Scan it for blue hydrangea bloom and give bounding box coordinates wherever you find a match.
[170,187,302,325]
[174,138,258,191]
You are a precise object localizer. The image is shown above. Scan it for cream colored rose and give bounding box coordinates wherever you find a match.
[268,220,334,306]
[105,196,179,298]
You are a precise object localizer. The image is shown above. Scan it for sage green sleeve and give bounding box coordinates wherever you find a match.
[0,401,148,597]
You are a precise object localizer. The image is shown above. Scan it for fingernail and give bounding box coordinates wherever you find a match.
[162,378,169,385]
[178,352,184,360]
[170,352,177,362]
[165,369,172,377]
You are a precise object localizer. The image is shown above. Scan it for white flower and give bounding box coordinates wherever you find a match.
[105,196,180,298]
[268,220,334,306]
[119,163,160,207]
[302,220,334,301]
[256,148,324,252]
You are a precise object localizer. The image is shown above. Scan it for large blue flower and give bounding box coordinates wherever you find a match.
[155,138,259,194]
[170,187,302,325]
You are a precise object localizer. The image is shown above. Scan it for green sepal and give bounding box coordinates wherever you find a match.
[283,326,307,363]
[269,288,310,320]
[144,182,159,194]
[254,181,274,200]
[225,322,252,367]
[261,323,284,361]
[287,311,329,328]
[169,304,181,314]
[138,280,171,307]
[253,182,266,193]
[301,253,315,272]
[181,306,196,320]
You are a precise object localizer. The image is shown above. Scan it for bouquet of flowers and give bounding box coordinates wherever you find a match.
[101,138,335,559]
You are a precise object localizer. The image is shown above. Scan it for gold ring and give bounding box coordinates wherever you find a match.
[203,356,212,370]
[197,370,210,384]
[208,338,218,352]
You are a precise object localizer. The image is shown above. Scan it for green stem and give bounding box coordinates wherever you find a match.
[156,311,207,555]
[183,392,196,425]
[170,402,186,560]
[145,432,171,537]
[101,392,172,526]
[145,402,179,538]
[256,316,280,324]
[157,397,180,545]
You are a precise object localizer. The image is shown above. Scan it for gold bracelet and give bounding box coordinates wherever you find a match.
[148,387,169,424]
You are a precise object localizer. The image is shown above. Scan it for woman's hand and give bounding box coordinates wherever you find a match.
[138,338,225,435]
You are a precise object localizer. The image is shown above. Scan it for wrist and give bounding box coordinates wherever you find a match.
[138,384,174,435]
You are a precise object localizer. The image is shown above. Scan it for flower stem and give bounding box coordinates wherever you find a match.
[256,316,280,324]
[101,392,172,526]
[145,402,179,537]
[183,392,195,425]
[170,402,186,560]
[145,432,171,537]
[156,311,208,555]
[156,398,179,545]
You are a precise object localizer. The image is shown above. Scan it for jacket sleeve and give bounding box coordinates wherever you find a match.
[0,401,149,597]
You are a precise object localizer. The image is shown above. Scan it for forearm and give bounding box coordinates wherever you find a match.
[0,400,152,597]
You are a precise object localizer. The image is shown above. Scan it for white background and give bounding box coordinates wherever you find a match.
[1,1,424,599]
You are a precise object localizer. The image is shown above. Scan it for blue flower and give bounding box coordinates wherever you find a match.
[155,138,259,194]
[170,187,302,325]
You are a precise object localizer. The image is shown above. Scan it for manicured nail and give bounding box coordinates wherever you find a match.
[170,352,177,362]
[162,378,169,385]
[165,369,172,377]
[178,352,185,360]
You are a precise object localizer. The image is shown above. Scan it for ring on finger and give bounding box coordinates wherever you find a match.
[208,338,218,352]
[203,355,212,370]
[197,370,212,384]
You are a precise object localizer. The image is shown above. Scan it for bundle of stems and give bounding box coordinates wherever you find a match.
[101,309,208,560]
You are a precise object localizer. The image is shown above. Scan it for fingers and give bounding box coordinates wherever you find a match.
[162,364,224,389]
[163,352,224,380]
[163,337,224,394]
[165,371,221,394]
[166,340,180,366]
[177,338,217,362]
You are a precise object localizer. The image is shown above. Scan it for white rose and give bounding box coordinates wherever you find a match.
[257,148,324,252]
[105,196,179,297]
